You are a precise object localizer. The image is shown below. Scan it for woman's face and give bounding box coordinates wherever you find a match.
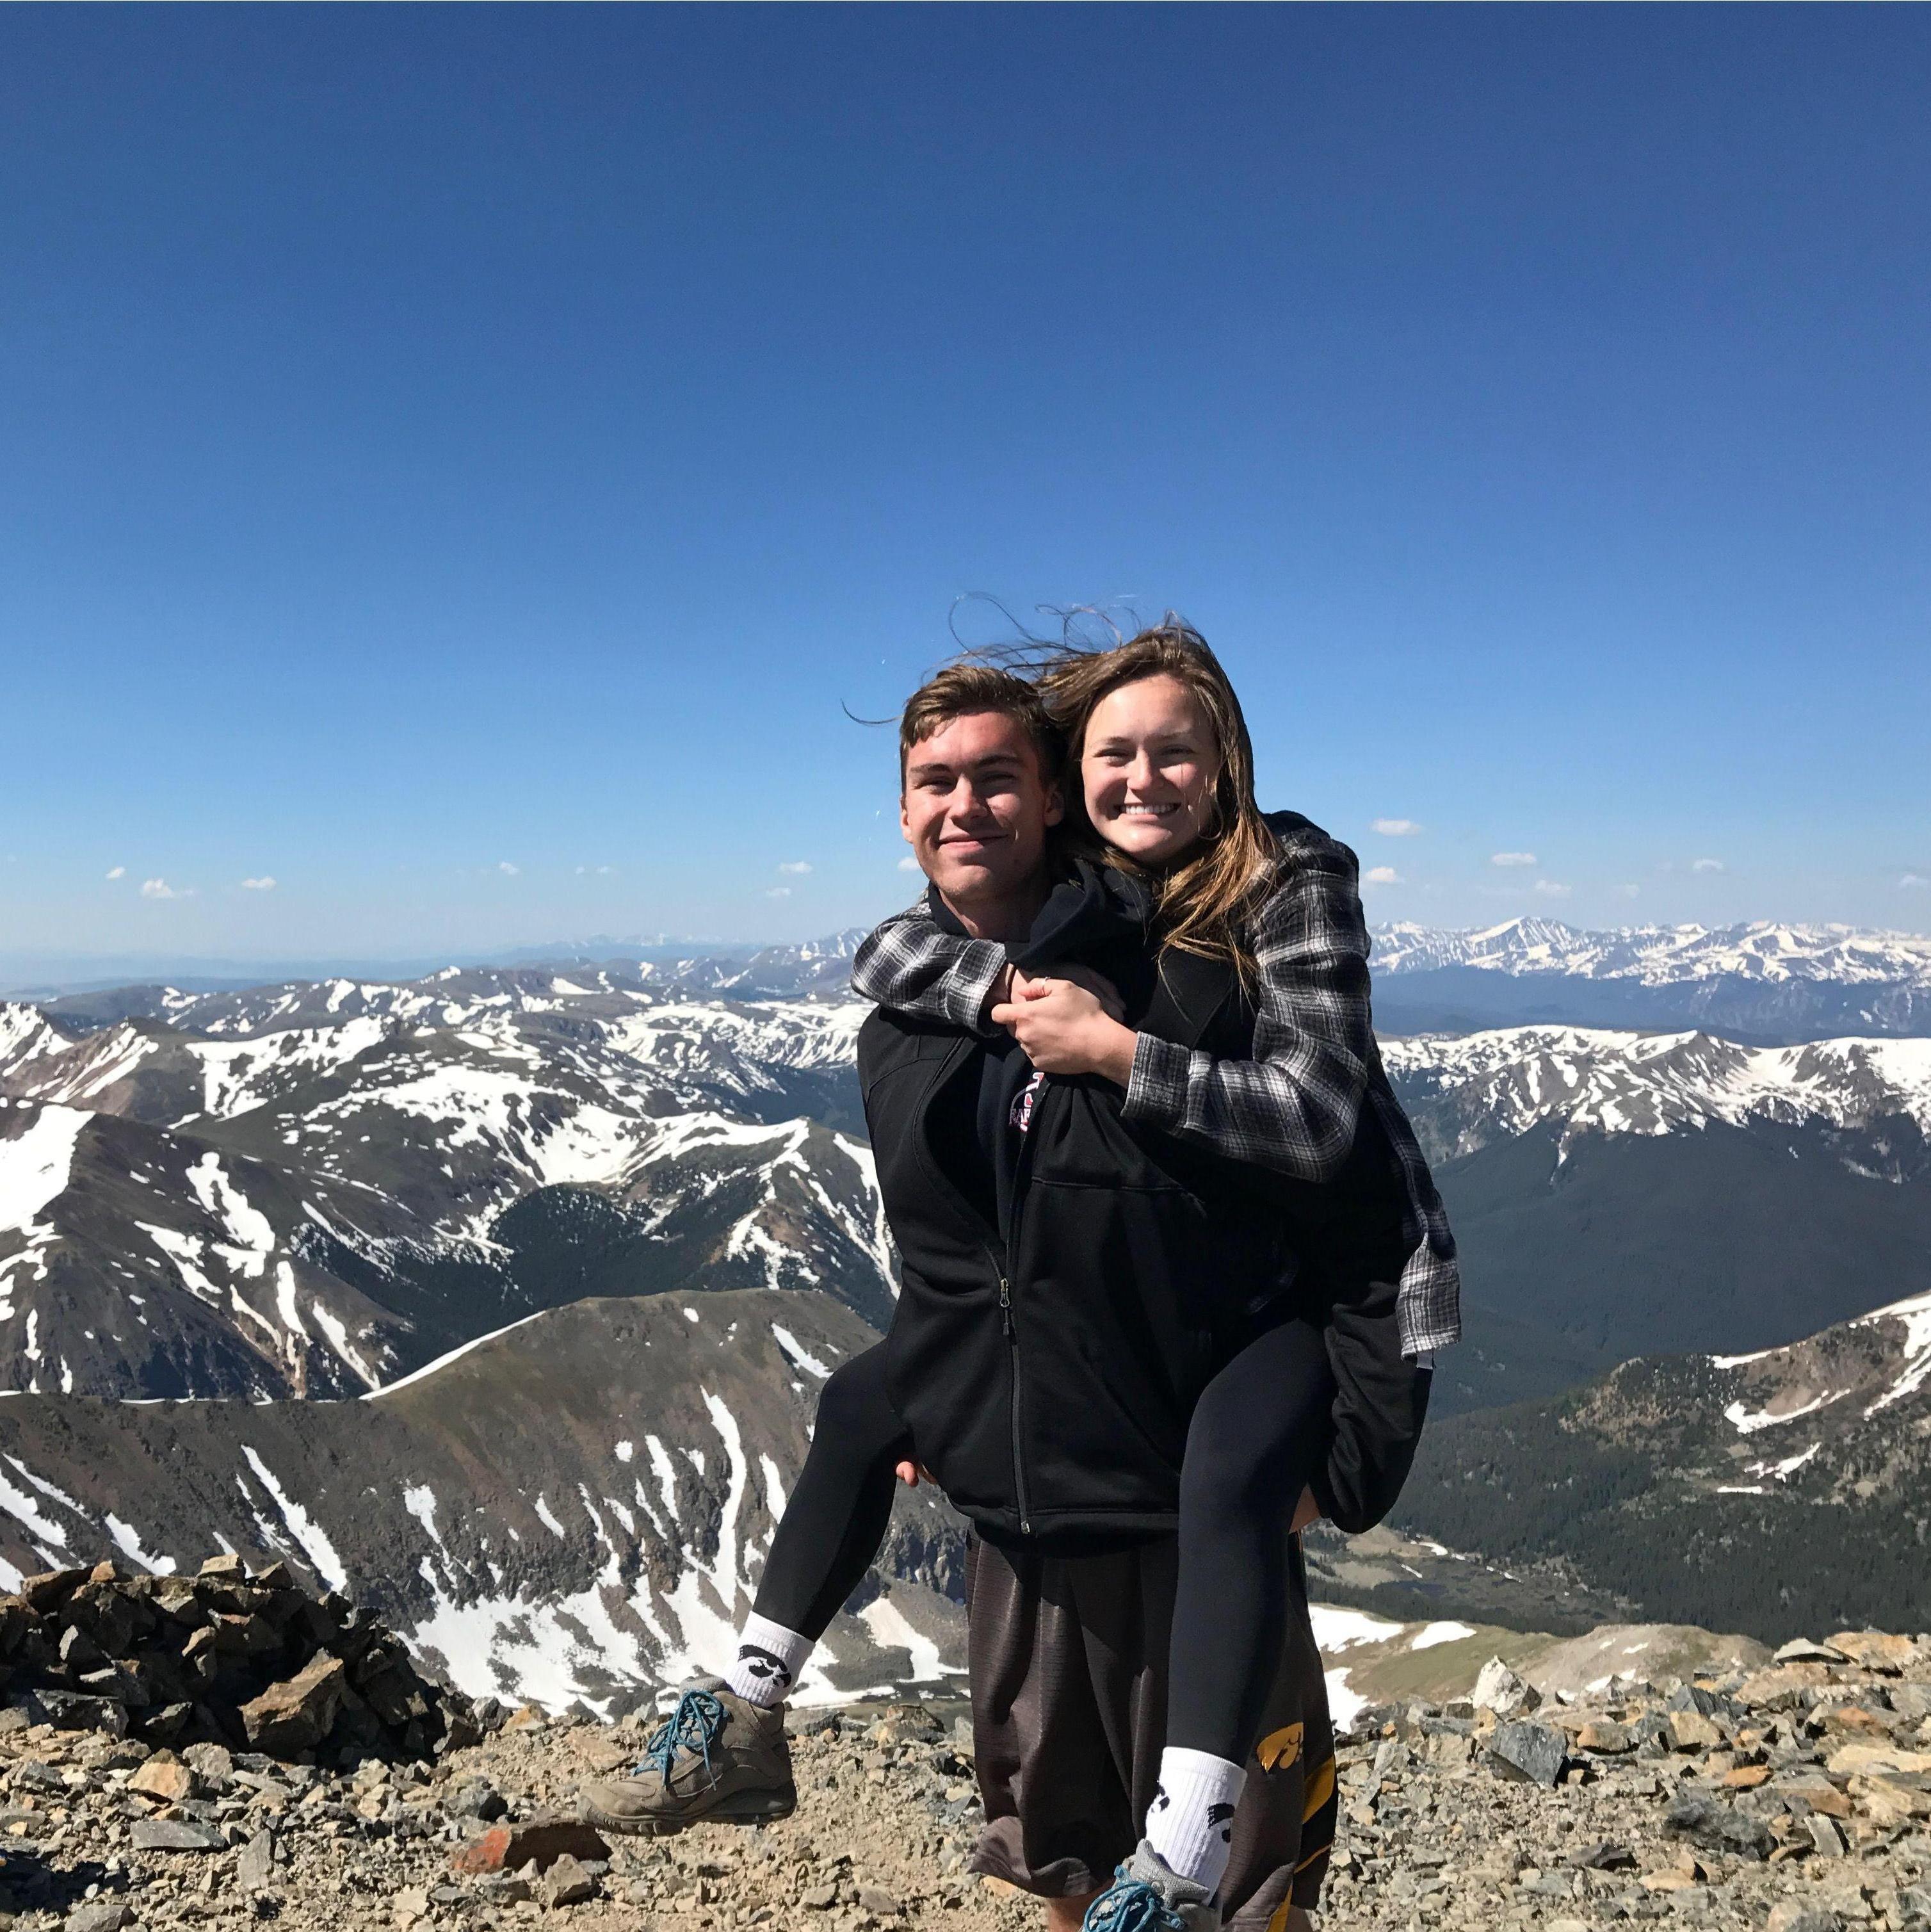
[1080,672,1223,867]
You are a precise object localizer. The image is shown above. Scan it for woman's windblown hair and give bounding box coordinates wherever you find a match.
[1040,619,1279,984]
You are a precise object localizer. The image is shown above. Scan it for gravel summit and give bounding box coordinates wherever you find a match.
[0,1558,1924,1930]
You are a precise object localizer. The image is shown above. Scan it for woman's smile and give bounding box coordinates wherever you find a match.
[1081,672,1222,865]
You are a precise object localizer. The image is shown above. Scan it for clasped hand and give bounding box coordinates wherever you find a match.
[987,964,1138,1085]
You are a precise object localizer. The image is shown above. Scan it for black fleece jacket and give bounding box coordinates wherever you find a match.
[862,865,1426,1544]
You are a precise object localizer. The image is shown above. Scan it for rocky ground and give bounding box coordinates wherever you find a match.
[1,1620,1927,1931]
[1322,1632,1931,1932]
[0,1691,1037,1932]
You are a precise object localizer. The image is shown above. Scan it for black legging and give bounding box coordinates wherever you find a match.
[1167,1315,1336,1761]
[751,1320,1335,1769]
[752,1343,912,1640]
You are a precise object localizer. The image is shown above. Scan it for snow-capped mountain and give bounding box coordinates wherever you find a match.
[1390,1287,1931,1643]
[0,1288,966,1714]
[0,977,883,1400]
[1370,918,1931,1041]
[1374,917,1931,986]
[10,926,1931,1413]
[1384,1026,1931,1164]
[34,938,871,1033]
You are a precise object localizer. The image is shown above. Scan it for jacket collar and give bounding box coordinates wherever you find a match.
[924,857,1149,970]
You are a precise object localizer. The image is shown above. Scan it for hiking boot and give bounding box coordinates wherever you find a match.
[580,1680,795,1836]
[1081,1841,1221,1932]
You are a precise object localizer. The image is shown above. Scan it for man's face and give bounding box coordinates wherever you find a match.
[900,710,1062,911]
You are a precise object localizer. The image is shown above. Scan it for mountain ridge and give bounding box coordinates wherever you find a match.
[1387,1287,1931,1641]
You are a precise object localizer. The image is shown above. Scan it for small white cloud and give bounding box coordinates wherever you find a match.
[105,865,126,881]
[1491,852,1537,868]
[498,861,521,876]
[777,860,813,876]
[1534,879,1572,898]
[897,855,921,873]
[1902,873,1928,890]
[1371,818,1423,838]
[1692,857,1725,873]
[140,878,191,900]
[1363,866,1403,886]
[766,886,792,899]
[1618,882,1641,898]
[240,876,277,891]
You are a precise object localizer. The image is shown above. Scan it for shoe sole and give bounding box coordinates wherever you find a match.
[581,1787,797,1837]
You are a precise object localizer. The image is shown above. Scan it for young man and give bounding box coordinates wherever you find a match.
[584,666,1332,1930]
[858,667,1332,1932]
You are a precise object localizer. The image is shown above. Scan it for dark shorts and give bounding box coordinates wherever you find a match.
[964,1531,1336,1926]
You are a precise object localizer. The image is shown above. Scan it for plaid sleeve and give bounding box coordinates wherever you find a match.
[850,900,1006,1034]
[1121,840,1375,1185]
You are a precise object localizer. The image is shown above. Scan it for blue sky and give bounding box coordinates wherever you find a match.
[3,4,1927,967]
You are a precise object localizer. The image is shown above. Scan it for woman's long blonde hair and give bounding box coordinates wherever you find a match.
[1040,620,1279,983]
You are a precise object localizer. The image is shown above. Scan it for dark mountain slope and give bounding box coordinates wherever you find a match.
[1430,1116,1931,1415]
[1390,1288,1931,1642]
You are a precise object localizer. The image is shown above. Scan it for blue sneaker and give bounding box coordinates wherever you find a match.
[1081,1841,1220,1932]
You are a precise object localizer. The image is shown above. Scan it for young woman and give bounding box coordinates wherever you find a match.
[586,624,1456,1932]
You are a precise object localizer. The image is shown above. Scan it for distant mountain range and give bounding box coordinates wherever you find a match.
[15,913,1931,1037]
[6,941,1931,1681]
[8,954,1928,1411]
[1371,917,1931,1041]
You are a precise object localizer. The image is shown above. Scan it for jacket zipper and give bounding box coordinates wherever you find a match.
[916,1036,1042,1539]
[997,1103,1044,1538]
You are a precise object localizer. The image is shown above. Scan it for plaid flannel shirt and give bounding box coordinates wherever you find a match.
[850,816,1461,1358]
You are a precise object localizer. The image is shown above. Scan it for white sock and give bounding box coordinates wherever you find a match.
[722,1612,812,1707]
[1144,1746,1247,1894]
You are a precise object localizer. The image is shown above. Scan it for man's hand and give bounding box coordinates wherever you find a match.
[1289,1486,1321,1534]
[895,1459,936,1488]
[977,962,1018,1030]
[990,973,1138,1084]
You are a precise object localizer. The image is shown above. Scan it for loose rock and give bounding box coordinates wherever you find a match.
[1487,1719,1567,1787]
[131,1817,227,1852]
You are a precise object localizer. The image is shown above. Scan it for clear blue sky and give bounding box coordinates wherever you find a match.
[4,4,1927,966]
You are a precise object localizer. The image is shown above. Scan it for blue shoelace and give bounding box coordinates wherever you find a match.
[635,1687,728,1782]
[1083,1866,1187,1932]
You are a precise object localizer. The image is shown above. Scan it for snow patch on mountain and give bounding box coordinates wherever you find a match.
[189,1018,393,1119]
[1857,1289,1931,1416]
[1723,1390,1843,1436]
[0,1104,89,1241]
[0,1105,92,1318]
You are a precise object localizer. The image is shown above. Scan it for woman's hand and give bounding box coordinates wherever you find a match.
[1289,1486,1321,1534]
[990,971,1138,1085]
[895,1459,936,1488]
